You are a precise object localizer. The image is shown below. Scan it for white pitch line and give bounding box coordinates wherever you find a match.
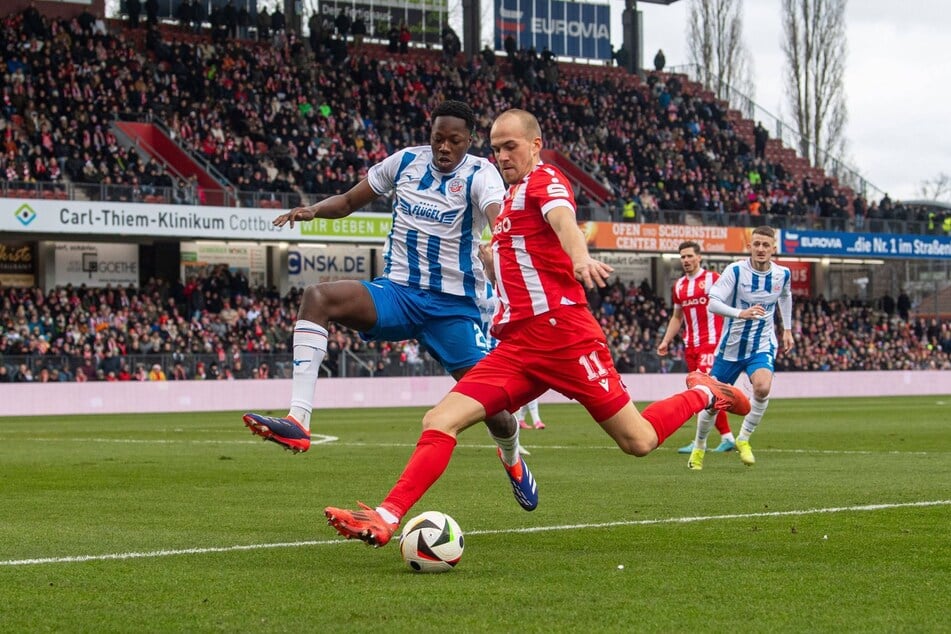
[2,500,947,568]
[0,539,349,566]
[467,500,951,535]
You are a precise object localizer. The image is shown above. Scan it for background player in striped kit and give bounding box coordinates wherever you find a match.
[516,400,545,430]
[242,100,535,511]
[687,226,795,469]
[657,240,735,455]
[477,278,535,451]
[480,277,545,432]
[479,284,545,432]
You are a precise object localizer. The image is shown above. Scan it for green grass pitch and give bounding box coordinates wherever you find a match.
[1,396,949,632]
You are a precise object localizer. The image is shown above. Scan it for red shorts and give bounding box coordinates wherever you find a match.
[685,345,718,374]
[453,306,631,422]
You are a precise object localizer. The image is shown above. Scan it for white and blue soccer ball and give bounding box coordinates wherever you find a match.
[399,511,464,573]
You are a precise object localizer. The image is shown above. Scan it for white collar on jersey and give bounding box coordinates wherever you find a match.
[746,258,774,274]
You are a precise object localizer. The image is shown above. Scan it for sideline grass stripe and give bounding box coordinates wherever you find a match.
[5,437,944,456]
[14,434,340,446]
[4,499,947,568]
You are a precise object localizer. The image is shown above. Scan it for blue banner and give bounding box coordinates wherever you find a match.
[494,0,611,60]
[781,229,951,260]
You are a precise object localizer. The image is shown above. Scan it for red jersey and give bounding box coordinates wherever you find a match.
[671,269,722,349]
[489,163,587,335]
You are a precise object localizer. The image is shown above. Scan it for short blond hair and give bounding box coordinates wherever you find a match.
[494,109,542,140]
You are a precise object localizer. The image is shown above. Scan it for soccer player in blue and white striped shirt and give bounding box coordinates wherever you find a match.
[687,226,795,469]
[243,101,536,513]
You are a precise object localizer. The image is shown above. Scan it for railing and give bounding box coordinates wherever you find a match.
[111,111,237,208]
[667,64,885,200]
[0,346,685,381]
[149,115,239,208]
[0,180,392,213]
[111,113,190,187]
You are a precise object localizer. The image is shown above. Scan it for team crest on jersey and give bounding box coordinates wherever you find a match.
[448,178,466,194]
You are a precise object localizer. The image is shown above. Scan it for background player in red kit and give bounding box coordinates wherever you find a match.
[657,241,736,455]
[322,109,750,548]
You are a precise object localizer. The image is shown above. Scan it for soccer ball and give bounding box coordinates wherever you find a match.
[398,511,464,573]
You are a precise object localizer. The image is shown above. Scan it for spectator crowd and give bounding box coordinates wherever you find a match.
[1,6,948,382]
[1,272,948,383]
[0,267,440,382]
[1,7,947,234]
[587,278,951,374]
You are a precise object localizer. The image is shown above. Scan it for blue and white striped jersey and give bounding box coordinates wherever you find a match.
[709,259,793,362]
[368,146,505,299]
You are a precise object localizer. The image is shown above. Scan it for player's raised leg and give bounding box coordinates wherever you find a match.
[243,280,377,453]
[600,373,749,457]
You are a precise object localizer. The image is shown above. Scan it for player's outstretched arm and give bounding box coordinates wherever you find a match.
[478,242,496,285]
[547,206,613,289]
[781,329,795,352]
[774,302,795,352]
[708,295,766,320]
[657,307,684,356]
[708,273,765,320]
[274,180,379,228]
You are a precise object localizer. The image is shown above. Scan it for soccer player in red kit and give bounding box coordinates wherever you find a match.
[323,109,750,547]
[657,241,736,457]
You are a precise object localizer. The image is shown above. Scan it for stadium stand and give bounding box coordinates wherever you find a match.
[1,7,947,383]
[1,274,948,382]
[1,7,946,233]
